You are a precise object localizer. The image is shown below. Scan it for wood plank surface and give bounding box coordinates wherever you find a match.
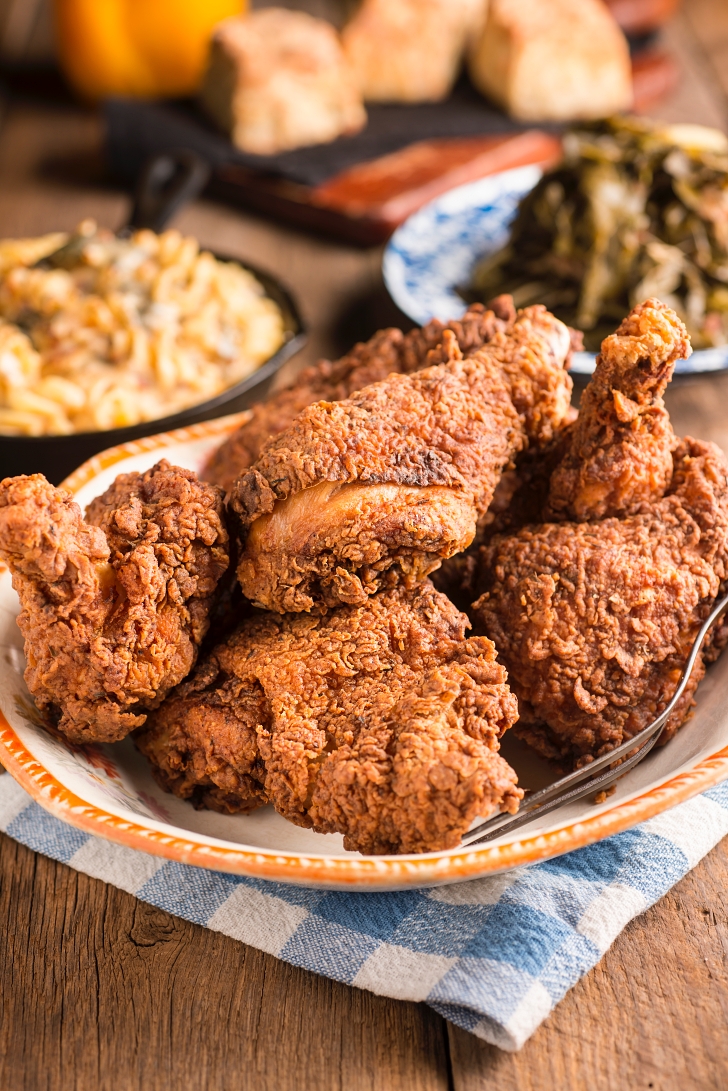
[1,2,728,1088]
[0,831,451,1091]
[449,836,728,1091]
[2,818,727,1091]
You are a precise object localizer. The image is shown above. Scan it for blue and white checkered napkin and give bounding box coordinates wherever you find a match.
[2,774,727,1051]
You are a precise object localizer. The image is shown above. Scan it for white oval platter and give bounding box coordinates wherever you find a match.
[1,416,728,890]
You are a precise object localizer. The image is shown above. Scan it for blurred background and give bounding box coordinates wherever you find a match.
[0,0,726,462]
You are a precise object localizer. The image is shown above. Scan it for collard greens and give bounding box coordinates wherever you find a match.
[467,117,728,351]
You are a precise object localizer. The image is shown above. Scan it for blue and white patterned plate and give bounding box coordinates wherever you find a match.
[383,166,728,377]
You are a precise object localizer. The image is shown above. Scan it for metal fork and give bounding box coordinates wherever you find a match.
[461,591,728,847]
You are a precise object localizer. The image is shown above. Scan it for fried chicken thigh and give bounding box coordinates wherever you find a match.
[472,301,728,768]
[0,461,229,742]
[204,300,519,493]
[137,582,522,854]
[230,306,574,614]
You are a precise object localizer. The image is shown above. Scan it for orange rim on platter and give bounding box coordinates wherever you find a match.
[1,416,727,890]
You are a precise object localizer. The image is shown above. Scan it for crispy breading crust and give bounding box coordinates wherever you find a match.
[137,582,522,855]
[472,302,727,767]
[203,301,518,493]
[547,298,691,521]
[230,306,573,613]
[474,437,728,768]
[0,462,229,742]
[431,422,577,607]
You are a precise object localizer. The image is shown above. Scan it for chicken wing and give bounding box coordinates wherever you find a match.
[136,581,522,854]
[0,461,229,742]
[439,299,689,606]
[230,305,574,614]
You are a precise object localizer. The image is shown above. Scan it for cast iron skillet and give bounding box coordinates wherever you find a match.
[0,151,306,484]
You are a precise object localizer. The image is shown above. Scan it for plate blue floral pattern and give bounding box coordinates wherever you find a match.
[383,168,728,377]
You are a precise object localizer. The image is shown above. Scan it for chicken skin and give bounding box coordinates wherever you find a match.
[547,298,690,521]
[431,424,576,608]
[472,302,728,768]
[435,298,688,605]
[0,461,229,743]
[230,305,574,614]
[204,299,520,493]
[137,581,522,855]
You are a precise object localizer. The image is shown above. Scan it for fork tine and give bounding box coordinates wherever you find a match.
[463,731,662,846]
[461,590,728,848]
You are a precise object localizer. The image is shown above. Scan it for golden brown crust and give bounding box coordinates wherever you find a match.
[547,298,691,521]
[230,306,573,614]
[230,339,520,612]
[231,341,520,518]
[203,303,517,493]
[0,462,229,743]
[471,304,727,768]
[137,582,522,854]
[473,437,728,768]
[237,478,478,613]
[431,421,577,606]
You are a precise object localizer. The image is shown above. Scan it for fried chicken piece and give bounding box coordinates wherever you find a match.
[0,461,229,743]
[436,300,684,605]
[204,300,519,493]
[136,581,521,854]
[547,298,691,521]
[431,420,577,607]
[473,437,728,768]
[230,305,573,614]
[470,303,726,766]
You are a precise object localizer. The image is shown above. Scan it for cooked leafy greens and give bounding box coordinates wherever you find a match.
[466,117,728,351]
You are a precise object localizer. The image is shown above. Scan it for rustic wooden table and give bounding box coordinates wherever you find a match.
[2,4,728,1089]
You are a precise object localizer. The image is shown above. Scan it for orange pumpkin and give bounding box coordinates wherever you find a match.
[53,0,246,100]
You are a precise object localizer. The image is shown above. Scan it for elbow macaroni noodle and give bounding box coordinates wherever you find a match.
[0,222,286,436]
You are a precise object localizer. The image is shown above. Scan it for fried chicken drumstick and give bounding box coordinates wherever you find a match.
[472,300,728,768]
[137,581,522,854]
[204,300,519,493]
[230,305,574,614]
[0,461,229,743]
[546,298,690,521]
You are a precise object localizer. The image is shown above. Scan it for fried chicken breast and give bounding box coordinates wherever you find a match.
[472,301,728,768]
[204,300,519,493]
[137,582,522,854]
[230,305,574,614]
[0,461,229,743]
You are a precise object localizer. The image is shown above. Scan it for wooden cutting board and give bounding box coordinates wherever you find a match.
[206,51,678,245]
[210,130,562,246]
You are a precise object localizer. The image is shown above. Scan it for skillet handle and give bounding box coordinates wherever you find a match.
[124,151,211,234]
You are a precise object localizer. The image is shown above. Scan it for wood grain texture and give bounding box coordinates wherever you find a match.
[448,837,728,1091]
[650,7,728,132]
[0,832,451,1091]
[683,0,728,105]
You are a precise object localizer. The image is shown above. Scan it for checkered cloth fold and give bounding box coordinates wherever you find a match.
[1,774,726,1051]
